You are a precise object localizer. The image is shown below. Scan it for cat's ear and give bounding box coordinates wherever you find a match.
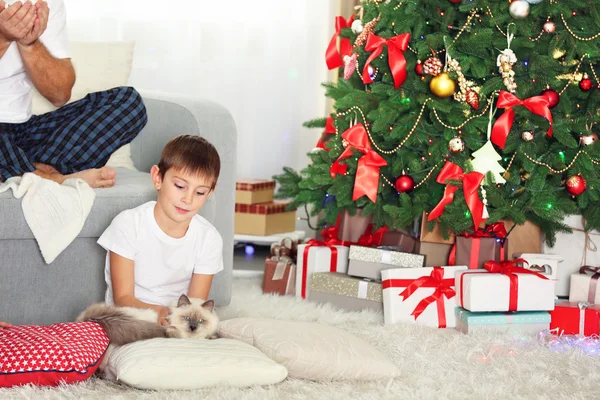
[177,294,192,307]
[202,300,215,312]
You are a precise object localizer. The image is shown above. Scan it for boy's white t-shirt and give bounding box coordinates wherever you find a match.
[98,201,224,306]
[0,0,70,123]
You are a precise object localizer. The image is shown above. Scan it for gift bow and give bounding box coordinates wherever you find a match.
[362,33,411,89]
[428,161,486,229]
[316,116,337,151]
[330,124,387,203]
[300,229,345,299]
[357,224,388,247]
[447,222,507,267]
[325,15,355,70]
[491,90,553,149]
[579,266,600,303]
[483,258,548,311]
[398,267,455,326]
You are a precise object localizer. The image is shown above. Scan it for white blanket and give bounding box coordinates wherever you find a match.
[0,173,95,264]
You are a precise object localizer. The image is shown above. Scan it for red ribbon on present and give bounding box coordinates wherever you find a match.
[491,90,553,149]
[330,124,387,203]
[357,224,388,247]
[316,116,337,151]
[382,267,455,328]
[448,222,507,269]
[427,161,486,229]
[362,33,411,89]
[325,15,355,70]
[482,258,548,311]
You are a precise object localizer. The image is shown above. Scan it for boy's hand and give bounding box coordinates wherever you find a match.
[157,306,170,326]
[0,321,12,330]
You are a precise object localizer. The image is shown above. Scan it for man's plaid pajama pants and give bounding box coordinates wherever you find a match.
[0,86,148,180]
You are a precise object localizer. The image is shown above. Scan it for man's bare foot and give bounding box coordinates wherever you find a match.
[34,163,60,175]
[66,167,117,188]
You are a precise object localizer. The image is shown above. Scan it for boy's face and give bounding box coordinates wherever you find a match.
[151,166,215,225]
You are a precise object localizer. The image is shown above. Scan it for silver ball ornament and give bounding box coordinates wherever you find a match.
[509,0,530,19]
[522,131,534,141]
[448,137,465,153]
[525,0,544,4]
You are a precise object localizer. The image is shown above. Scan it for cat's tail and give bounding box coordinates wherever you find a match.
[77,303,167,346]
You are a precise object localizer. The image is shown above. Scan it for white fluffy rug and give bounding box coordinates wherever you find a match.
[2,274,600,399]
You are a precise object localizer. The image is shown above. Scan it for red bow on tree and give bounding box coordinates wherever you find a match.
[427,161,486,229]
[330,124,387,203]
[362,33,411,89]
[491,90,553,149]
[325,15,355,70]
[316,116,336,151]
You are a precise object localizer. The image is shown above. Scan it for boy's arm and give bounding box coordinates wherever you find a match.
[110,251,169,323]
[187,274,214,300]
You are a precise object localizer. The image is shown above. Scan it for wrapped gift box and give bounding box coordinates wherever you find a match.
[420,212,455,245]
[263,258,296,296]
[295,243,349,299]
[454,236,508,270]
[338,208,373,243]
[235,179,275,205]
[502,220,542,258]
[347,245,424,281]
[455,307,550,335]
[542,215,600,297]
[415,241,452,267]
[382,266,467,328]
[308,272,382,313]
[569,267,600,304]
[513,253,563,281]
[235,201,296,236]
[456,270,555,312]
[550,301,600,336]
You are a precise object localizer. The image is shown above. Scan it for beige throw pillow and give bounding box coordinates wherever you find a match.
[218,318,399,381]
[31,41,137,170]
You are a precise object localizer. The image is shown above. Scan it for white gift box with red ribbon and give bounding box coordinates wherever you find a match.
[569,266,600,304]
[381,266,467,328]
[295,243,349,299]
[456,268,555,312]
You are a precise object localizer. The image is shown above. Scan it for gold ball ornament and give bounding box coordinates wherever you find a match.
[430,73,457,98]
[543,21,556,34]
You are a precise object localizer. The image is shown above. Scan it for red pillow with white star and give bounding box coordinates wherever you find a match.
[0,322,109,388]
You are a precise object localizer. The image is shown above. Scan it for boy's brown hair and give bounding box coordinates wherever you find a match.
[157,134,220,190]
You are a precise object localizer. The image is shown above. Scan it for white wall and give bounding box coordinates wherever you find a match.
[63,0,337,181]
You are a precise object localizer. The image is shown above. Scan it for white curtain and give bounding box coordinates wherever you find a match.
[63,0,338,180]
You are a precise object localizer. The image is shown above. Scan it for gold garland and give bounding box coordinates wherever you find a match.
[559,54,589,95]
[560,14,600,42]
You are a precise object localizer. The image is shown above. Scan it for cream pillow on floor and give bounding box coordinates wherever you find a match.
[31,41,137,170]
[102,338,288,390]
[218,318,399,381]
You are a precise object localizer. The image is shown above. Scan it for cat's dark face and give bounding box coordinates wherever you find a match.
[166,295,218,339]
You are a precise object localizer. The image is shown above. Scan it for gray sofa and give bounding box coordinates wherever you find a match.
[0,94,237,325]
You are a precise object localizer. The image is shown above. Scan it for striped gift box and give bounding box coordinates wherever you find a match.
[235,179,276,191]
[235,201,293,215]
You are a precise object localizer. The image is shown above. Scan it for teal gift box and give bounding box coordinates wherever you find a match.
[455,307,550,335]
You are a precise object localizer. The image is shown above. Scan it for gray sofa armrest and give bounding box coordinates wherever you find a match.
[132,93,237,306]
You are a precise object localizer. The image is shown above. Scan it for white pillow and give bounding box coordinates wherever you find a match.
[102,338,288,390]
[31,41,137,170]
[218,318,399,381]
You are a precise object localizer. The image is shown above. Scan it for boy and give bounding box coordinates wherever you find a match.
[97,134,223,326]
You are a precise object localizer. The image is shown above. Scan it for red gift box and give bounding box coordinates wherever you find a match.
[550,301,600,336]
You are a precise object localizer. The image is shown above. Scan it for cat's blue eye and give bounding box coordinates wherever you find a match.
[183,316,191,321]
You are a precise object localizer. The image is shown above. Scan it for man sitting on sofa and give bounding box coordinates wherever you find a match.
[0,0,147,188]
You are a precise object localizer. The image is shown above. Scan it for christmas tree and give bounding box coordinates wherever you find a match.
[274,0,600,244]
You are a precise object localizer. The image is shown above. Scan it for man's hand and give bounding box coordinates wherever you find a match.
[19,0,48,47]
[157,306,171,326]
[0,1,36,45]
[0,321,12,330]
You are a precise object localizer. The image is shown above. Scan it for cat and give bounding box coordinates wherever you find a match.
[76,294,219,346]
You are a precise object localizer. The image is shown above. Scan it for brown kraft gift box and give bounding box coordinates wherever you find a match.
[420,212,455,245]
[414,241,453,267]
[337,208,373,243]
[235,201,296,235]
[501,220,542,257]
[454,236,509,270]
[263,258,296,296]
[235,179,275,205]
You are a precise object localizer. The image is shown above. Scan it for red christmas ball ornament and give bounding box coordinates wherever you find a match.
[579,73,593,92]
[415,60,424,76]
[540,87,560,109]
[395,174,415,193]
[448,0,462,3]
[566,175,586,196]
